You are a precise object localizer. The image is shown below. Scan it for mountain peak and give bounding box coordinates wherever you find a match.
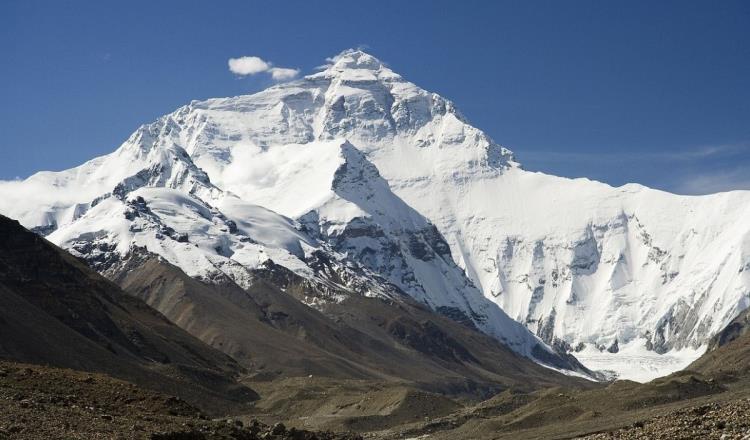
[309,49,401,82]
[328,49,384,71]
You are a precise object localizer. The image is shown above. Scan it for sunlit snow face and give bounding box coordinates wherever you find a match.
[2,50,749,383]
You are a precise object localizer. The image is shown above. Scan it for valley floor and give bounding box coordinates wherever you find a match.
[232,373,750,439]
[2,358,750,439]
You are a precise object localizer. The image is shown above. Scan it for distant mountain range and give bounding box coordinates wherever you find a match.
[2,49,749,381]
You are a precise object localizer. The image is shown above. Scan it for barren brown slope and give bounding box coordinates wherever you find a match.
[688,306,750,378]
[0,214,257,414]
[0,360,361,440]
[110,250,593,399]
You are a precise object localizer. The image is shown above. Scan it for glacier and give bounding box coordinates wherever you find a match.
[2,49,749,381]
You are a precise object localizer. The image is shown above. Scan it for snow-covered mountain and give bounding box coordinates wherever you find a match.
[2,49,748,381]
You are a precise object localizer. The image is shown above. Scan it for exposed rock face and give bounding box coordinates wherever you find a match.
[688,306,750,378]
[707,305,750,351]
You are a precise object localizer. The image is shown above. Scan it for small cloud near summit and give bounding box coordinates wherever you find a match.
[227,55,299,81]
[228,56,270,75]
[268,67,299,80]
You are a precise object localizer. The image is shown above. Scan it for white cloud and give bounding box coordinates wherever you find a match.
[269,67,299,80]
[227,55,299,81]
[228,56,271,76]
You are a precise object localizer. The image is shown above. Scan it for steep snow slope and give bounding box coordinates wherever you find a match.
[48,187,316,289]
[403,171,750,349]
[277,140,543,351]
[0,126,222,233]
[1,49,748,380]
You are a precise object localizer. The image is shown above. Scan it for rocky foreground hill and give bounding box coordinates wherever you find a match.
[0,361,360,440]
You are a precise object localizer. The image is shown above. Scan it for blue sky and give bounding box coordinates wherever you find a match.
[2,1,749,194]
